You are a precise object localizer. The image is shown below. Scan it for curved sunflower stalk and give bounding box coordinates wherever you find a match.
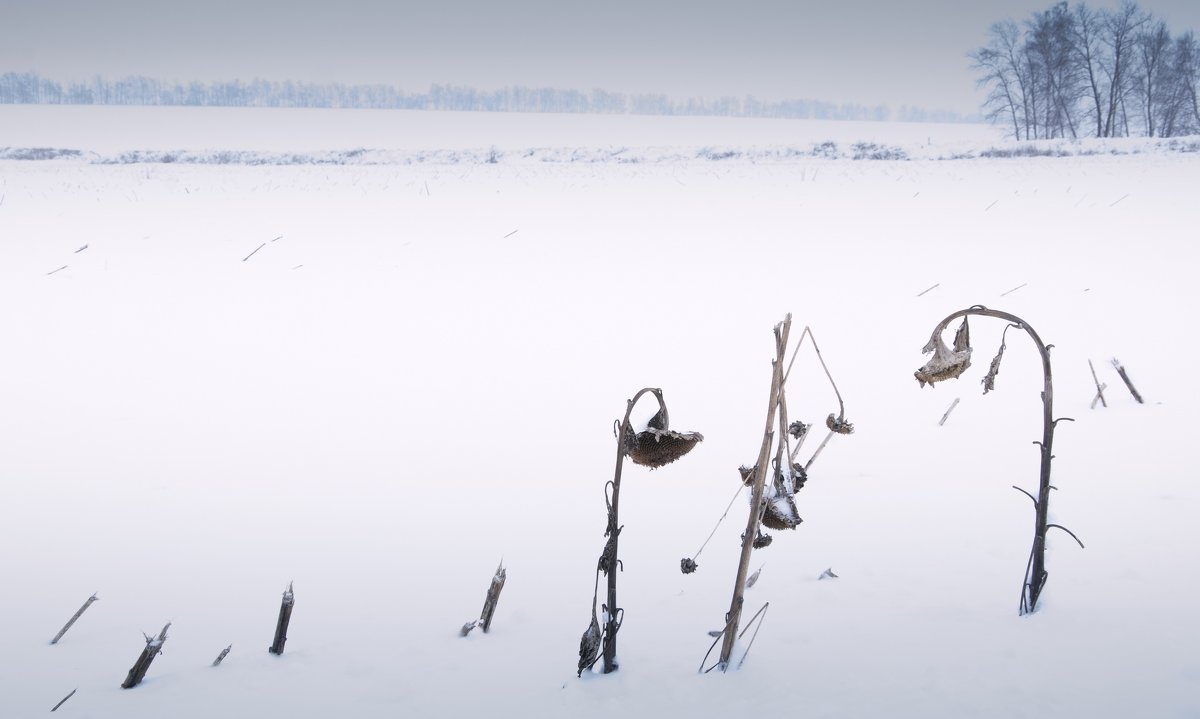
[915,305,1084,615]
[576,388,702,676]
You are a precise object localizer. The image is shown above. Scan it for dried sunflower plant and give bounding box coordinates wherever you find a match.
[915,305,1084,615]
[576,388,703,677]
[698,315,855,673]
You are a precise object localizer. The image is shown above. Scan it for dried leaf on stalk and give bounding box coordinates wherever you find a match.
[982,336,1007,394]
[953,316,971,353]
[577,616,602,676]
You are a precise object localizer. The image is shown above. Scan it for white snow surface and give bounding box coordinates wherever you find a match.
[1,106,1198,718]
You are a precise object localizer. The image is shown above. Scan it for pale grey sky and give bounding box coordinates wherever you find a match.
[2,0,1198,114]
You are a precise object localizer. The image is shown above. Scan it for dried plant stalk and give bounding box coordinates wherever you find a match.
[50,594,98,645]
[121,623,170,689]
[916,306,1082,615]
[582,388,702,675]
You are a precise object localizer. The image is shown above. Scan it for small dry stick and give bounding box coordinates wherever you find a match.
[939,398,961,426]
[1109,194,1129,207]
[804,431,834,471]
[1088,359,1107,408]
[985,199,998,211]
[51,593,99,644]
[242,243,266,262]
[47,265,68,276]
[1000,283,1027,297]
[1111,358,1144,404]
[212,644,232,667]
[51,688,76,712]
[269,582,294,655]
[270,235,283,242]
[479,561,507,633]
[917,283,940,297]
[1090,383,1109,410]
[502,229,518,238]
[74,244,89,253]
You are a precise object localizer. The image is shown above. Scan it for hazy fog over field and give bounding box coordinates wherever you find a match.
[4,0,1198,114]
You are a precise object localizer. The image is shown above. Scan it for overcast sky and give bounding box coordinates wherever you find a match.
[3,0,1199,114]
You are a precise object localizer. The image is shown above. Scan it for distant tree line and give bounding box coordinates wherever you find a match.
[973,1,1199,139]
[0,72,971,124]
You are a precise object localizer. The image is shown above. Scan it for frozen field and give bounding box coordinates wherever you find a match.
[1,106,1198,718]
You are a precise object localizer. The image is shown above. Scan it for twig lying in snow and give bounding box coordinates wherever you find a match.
[1088,359,1107,408]
[242,243,266,262]
[51,688,76,712]
[212,644,232,667]
[1110,358,1144,404]
[502,229,518,238]
[47,265,68,276]
[939,398,961,426]
[985,200,998,211]
[819,568,839,580]
[74,244,88,253]
[917,283,940,297]
[51,593,98,644]
[1109,194,1129,207]
[1000,283,1027,297]
[270,235,283,242]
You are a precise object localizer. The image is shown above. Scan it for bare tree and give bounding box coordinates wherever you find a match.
[1159,32,1200,135]
[1027,2,1084,139]
[1101,1,1148,137]
[1184,31,1200,130]
[1134,19,1173,135]
[973,21,1031,139]
[1069,3,1109,136]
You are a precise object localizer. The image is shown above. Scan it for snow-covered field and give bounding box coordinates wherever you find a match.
[1,106,1198,718]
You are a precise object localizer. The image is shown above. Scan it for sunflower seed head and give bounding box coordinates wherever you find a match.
[738,465,756,487]
[826,413,855,435]
[788,421,810,441]
[627,428,704,468]
[762,494,802,530]
[680,558,698,574]
[752,531,774,549]
[915,334,973,388]
[790,463,808,492]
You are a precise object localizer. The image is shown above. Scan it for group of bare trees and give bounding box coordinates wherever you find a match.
[0,72,926,123]
[973,1,1199,139]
